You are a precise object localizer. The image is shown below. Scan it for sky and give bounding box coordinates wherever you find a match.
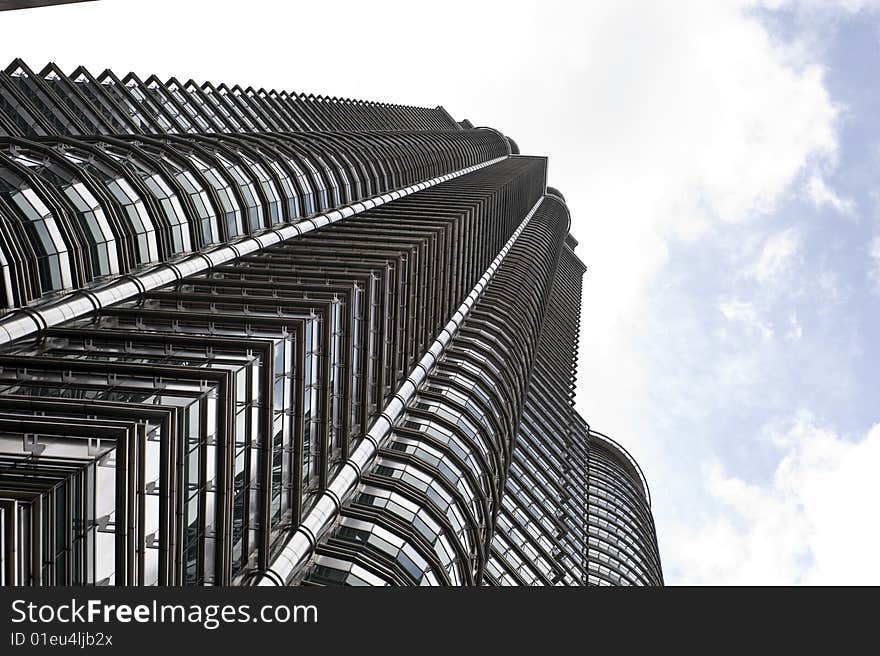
[2,0,879,585]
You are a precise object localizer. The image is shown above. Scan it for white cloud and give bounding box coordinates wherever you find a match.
[719,299,775,339]
[812,267,847,315]
[666,412,880,585]
[870,236,880,291]
[786,312,804,341]
[806,174,856,215]
[817,268,841,298]
[748,228,802,283]
[557,1,841,448]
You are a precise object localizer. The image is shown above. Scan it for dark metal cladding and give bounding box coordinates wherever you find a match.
[0,60,460,138]
[0,60,662,587]
[485,228,589,585]
[0,100,506,308]
[0,0,93,11]
[586,429,663,586]
[299,187,567,586]
[484,208,663,586]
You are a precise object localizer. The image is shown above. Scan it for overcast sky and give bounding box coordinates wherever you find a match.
[4,0,879,585]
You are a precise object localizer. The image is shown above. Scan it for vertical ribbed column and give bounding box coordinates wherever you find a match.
[251,189,559,585]
[586,428,663,586]
[485,231,590,586]
[284,196,572,586]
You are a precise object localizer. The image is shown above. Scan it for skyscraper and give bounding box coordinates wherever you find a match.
[0,60,662,586]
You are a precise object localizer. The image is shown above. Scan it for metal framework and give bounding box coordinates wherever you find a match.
[0,60,662,587]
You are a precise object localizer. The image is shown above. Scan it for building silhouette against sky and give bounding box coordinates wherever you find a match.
[0,60,662,586]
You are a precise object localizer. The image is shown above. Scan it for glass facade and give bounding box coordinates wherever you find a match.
[0,61,662,587]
